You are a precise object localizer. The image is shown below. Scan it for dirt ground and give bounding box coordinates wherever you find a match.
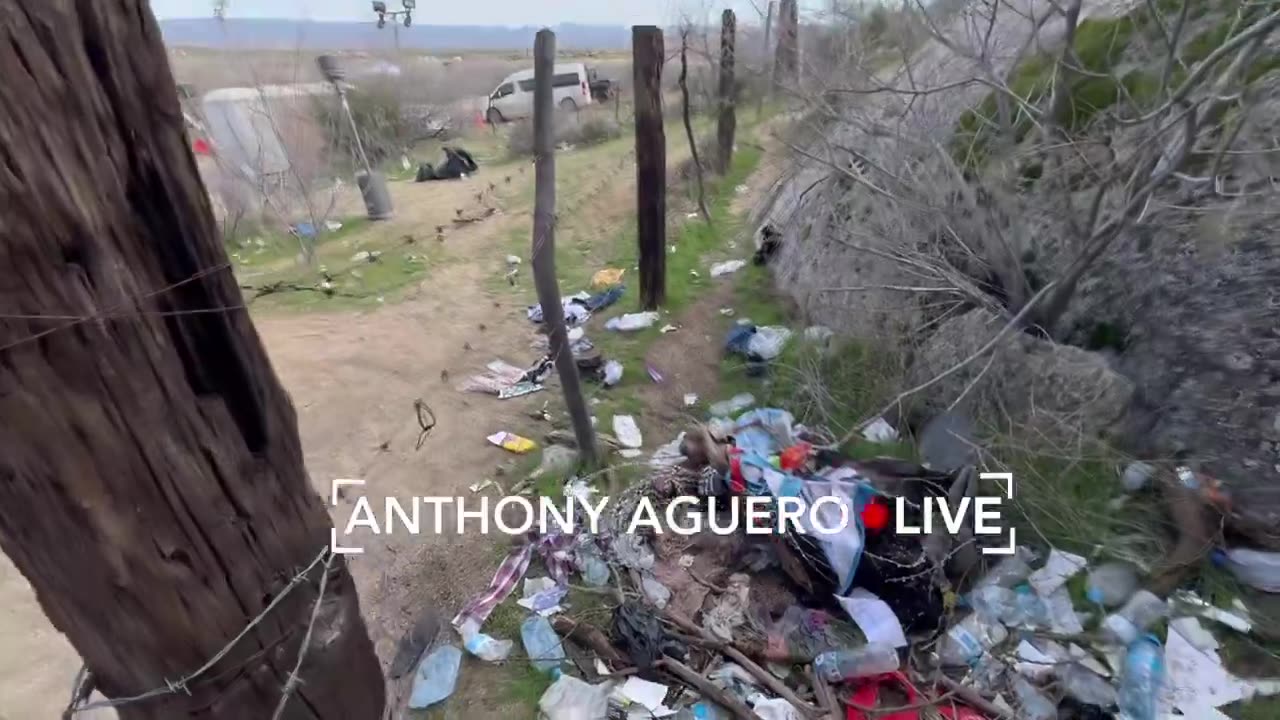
[0,120,775,719]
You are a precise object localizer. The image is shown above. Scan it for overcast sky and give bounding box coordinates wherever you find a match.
[148,0,819,27]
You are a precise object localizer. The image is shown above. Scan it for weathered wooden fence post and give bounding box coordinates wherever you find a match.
[760,1,776,118]
[632,26,667,310]
[0,3,385,717]
[774,0,799,90]
[717,10,738,175]
[531,29,598,467]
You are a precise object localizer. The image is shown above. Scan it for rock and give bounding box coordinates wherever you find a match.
[910,309,1134,440]
[919,410,977,473]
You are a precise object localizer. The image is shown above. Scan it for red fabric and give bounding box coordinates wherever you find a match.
[192,138,211,155]
[844,673,988,720]
[728,450,746,494]
[779,442,812,472]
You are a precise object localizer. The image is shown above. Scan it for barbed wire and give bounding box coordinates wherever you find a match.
[0,262,234,356]
[64,546,330,716]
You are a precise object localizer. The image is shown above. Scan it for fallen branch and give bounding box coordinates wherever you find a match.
[657,657,764,720]
[551,616,629,667]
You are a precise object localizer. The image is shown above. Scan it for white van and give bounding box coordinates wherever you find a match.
[486,63,593,124]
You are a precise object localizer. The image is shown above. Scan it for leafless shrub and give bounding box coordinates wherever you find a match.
[504,113,624,158]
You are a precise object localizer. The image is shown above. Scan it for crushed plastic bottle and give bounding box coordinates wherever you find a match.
[709,392,756,418]
[602,360,623,386]
[1087,562,1140,607]
[814,643,900,682]
[938,613,1009,666]
[1011,584,1051,628]
[1118,635,1164,720]
[458,618,514,662]
[967,585,1017,623]
[521,615,566,677]
[975,547,1035,588]
[1212,547,1280,593]
[1009,675,1057,720]
[408,644,463,709]
[1101,590,1168,646]
[1057,663,1118,707]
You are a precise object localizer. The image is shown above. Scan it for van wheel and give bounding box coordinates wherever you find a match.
[486,108,504,125]
[559,98,577,112]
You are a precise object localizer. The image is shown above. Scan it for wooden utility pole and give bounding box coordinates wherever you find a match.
[531,29,599,467]
[632,26,667,310]
[774,0,799,89]
[760,1,776,118]
[717,10,738,175]
[0,3,384,719]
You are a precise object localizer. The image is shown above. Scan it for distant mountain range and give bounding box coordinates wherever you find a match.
[158,18,632,51]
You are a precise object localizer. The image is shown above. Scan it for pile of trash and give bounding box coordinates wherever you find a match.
[399,398,1280,719]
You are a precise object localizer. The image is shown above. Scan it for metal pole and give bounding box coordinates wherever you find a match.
[531,29,598,467]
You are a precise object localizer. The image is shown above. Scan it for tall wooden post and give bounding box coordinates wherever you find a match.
[0,3,384,718]
[717,10,738,175]
[632,26,667,310]
[760,1,776,118]
[531,29,598,467]
[774,0,799,89]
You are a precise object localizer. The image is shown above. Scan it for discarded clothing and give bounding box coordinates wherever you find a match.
[415,146,478,181]
[606,311,660,331]
[528,296,592,326]
[590,267,626,289]
[611,600,684,670]
[583,285,625,312]
[408,645,462,709]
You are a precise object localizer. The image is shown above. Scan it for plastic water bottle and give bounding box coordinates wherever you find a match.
[1118,635,1164,720]
[967,585,1017,622]
[1010,675,1057,720]
[521,615,566,677]
[1087,562,1140,607]
[1058,662,1118,707]
[1011,584,1050,628]
[974,547,1035,588]
[814,643,900,682]
[1213,547,1280,593]
[938,613,1009,666]
[1101,590,1167,646]
[408,645,462,709]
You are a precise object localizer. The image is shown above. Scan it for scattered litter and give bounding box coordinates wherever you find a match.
[498,382,543,399]
[616,677,674,716]
[646,364,664,383]
[469,478,499,494]
[710,259,747,277]
[522,615,567,676]
[619,449,644,459]
[660,324,679,333]
[1086,562,1140,607]
[1028,548,1088,597]
[538,675,613,720]
[517,577,569,616]
[591,267,626,289]
[605,312,660,332]
[683,393,699,407]
[487,431,537,454]
[735,184,749,194]
[702,573,751,642]
[1213,546,1280,592]
[408,645,462,709]
[1173,590,1253,633]
[649,433,685,467]
[1122,461,1156,491]
[351,250,372,263]
[747,326,793,360]
[686,212,700,219]
[640,573,671,609]
[506,255,522,265]
[613,415,642,449]
[459,618,513,662]
[324,220,343,232]
[602,360,624,387]
[861,417,899,444]
[836,588,908,648]
[709,393,756,417]
[719,307,735,316]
